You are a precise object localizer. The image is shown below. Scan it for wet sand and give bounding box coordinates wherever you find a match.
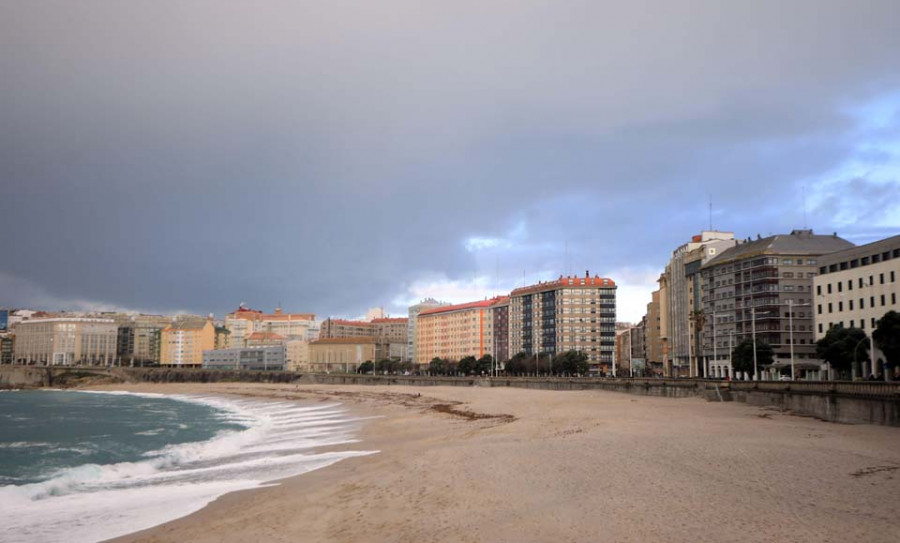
[94,383,900,543]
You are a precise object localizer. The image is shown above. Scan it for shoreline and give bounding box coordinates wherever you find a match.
[85,382,900,543]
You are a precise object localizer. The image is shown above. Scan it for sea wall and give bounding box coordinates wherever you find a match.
[2,365,898,426]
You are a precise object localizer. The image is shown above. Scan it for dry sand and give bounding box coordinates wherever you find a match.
[93,383,900,543]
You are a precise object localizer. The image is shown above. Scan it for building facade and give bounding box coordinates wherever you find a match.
[408,298,450,366]
[509,272,617,373]
[308,337,376,373]
[415,297,504,366]
[491,297,510,364]
[160,319,216,367]
[224,306,315,348]
[202,345,286,371]
[318,319,374,340]
[114,314,171,366]
[813,235,900,377]
[663,231,737,377]
[13,318,117,365]
[645,287,666,375]
[701,229,854,379]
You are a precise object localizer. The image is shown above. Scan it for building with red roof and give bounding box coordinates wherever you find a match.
[415,296,507,366]
[509,271,617,373]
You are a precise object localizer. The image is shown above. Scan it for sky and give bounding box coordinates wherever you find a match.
[2,1,900,324]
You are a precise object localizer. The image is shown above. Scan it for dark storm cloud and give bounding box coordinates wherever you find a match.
[2,1,900,320]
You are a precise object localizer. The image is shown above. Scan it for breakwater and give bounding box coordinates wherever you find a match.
[2,365,898,427]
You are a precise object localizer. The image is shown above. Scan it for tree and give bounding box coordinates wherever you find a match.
[874,311,900,378]
[429,357,446,375]
[505,352,529,375]
[457,356,477,375]
[731,339,774,378]
[357,361,374,374]
[476,354,494,374]
[815,325,868,376]
[554,350,590,375]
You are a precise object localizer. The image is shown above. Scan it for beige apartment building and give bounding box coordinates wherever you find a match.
[813,235,900,377]
[308,337,376,373]
[14,317,118,366]
[318,318,374,339]
[160,318,215,367]
[509,273,617,373]
[415,298,504,366]
[225,306,315,348]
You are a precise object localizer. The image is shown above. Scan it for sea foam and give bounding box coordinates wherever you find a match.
[0,391,377,543]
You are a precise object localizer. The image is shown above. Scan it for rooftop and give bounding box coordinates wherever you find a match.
[703,229,855,267]
[310,336,377,345]
[510,273,616,297]
[418,296,508,316]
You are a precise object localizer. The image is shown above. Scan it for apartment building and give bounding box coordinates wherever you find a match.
[114,314,171,366]
[813,235,900,377]
[408,299,450,366]
[13,317,118,366]
[509,272,617,373]
[701,229,854,379]
[664,231,737,376]
[645,287,666,375]
[414,297,504,366]
[319,318,374,339]
[160,318,216,367]
[491,297,510,363]
[225,306,315,348]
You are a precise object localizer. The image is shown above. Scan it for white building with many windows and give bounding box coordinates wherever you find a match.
[813,235,900,377]
[13,318,117,366]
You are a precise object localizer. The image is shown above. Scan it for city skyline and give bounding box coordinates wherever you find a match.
[3,2,900,324]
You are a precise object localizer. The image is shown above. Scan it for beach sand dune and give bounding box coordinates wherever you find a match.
[96,383,900,543]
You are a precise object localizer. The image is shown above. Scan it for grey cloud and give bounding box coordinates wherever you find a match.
[2,1,900,318]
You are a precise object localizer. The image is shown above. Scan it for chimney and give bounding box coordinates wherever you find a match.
[585,269,589,278]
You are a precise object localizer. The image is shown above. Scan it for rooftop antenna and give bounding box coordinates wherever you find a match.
[708,193,713,231]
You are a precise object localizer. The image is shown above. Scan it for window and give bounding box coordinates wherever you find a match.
[839,301,843,312]
[848,280,853,291]
[817,285,822,295]
[828,303,833,313]
[827,284,833,294]
[880,273,885,284]
[817,304,822,314]
[881,295,886,306]
[872,296,876,307]
[849,300,854,311]
[838,282,843,293]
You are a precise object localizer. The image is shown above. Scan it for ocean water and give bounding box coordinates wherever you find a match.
[0,389,376,543]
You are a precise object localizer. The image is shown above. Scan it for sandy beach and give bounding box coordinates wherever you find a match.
[90,383,900,543]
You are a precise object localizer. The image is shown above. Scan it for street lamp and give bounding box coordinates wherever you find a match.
[751,306,758,381]
[785,299,811,381]
[861,278,878,378]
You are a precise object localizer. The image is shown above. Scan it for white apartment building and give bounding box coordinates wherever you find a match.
[813,235,900,377]
[14,318,117,366]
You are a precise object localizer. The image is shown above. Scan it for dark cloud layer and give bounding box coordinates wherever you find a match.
[3,1,900,320]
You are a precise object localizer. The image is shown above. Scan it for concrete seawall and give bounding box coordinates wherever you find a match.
[2,365,898,426]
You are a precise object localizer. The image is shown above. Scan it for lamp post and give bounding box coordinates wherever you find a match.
[785,299,810,381]
[852,335,870,379]
[751,306,758,381]
[861,278,878,378]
